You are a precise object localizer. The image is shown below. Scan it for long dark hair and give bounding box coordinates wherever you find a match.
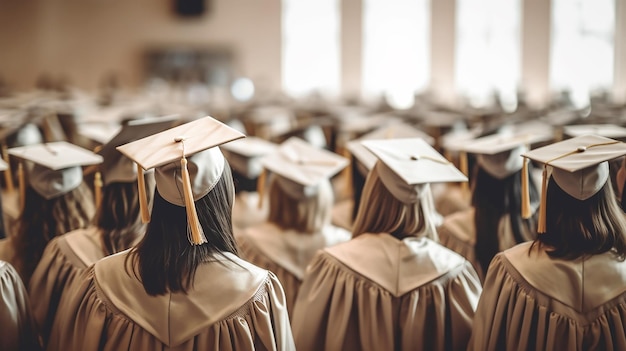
[13,183,95,282]
[533,177,626,260]
[128,162,239,296]
[95,178,152,256]
[472,164,539,273]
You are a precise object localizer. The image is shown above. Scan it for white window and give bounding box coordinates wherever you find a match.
[550,0,614,107]
[282,0,340,98]
[362,0,430,108]
[455,0,521,108]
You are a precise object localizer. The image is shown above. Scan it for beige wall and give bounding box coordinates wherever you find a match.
[0,0,282,92]
[0,0,624,104]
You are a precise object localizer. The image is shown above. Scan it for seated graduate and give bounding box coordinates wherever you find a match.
[437,132,545,279]
[28,117,174,345]
[0,142,99,284]
[0,260,40,351]
[291,138,482,351]
[468,135,626,351]
[334,121,435,231]
[47,117,294,351]
[220,136,278,231]
[236,137,351,315]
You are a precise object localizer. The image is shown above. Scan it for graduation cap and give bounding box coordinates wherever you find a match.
[259,137,348,201]
[117,116,245,245]
[8,142,103,209]
[563,124,626,140]
[361,138,467,204]
[522,134,626,233]
[220,136,279,179]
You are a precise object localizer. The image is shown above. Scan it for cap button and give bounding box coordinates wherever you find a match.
[577,146,587,152]
[174,136,187,143]
[410,155,419,161]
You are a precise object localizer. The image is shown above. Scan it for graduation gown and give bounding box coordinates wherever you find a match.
[469,242,626,351]
[29,227,107,344]
[0,260,41,351]
[0,238,24,282]
[47,250,295,351]
[237,222,351,316]
[291,233,482,351]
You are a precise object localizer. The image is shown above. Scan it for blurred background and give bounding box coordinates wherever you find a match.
[1,0,624,110]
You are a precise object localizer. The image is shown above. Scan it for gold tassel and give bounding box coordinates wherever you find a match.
[137,164,150,223]
[257,168,266,209]
[181,157,207,245]
[2,144,14,192]
[459,151,469,192]
[17,162,25,212]
[521,158,531,219]
[342,147,352,199]
[537,166,548,234]
[94,171,102,209]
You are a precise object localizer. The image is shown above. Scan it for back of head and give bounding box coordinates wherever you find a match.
[538,175,626,259]
[352,162,437,240]
[267,174,334,234]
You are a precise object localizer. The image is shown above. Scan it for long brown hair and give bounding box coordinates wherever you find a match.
[128,162,239,296]
[94,174,153,255]
[13,183,95,282]
[352,164,437,240]
[533,177,626,260]
[472,164,539,272]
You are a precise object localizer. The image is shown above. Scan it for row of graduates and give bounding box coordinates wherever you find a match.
[1,114,626,350]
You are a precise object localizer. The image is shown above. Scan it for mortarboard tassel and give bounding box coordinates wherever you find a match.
[94,171,102,209]
[181,156,207,245]
[459,151,469,192]
[521,158,531,219]
[257,168,266,209]
[537,166,548,233]
[2,145,14,193]
[17,162,25,212]
[342,147,352,199]
[136,164,151,224]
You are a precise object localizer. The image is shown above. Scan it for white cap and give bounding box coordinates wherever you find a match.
[522,134,626,233]
[260,137,348,199]
[9,141,103,199]
[220,137,279,179]
[563,124,626,140]
[361,138,467,204]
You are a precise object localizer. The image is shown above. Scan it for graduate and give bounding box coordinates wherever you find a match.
[236,137,351,315]
[0,142,100,283]
[437,132,546,279]
[47,116,294,351]
[220,136,278,231]
[469,135,626,350]
[28,117,175,345]
[291,138,482,351]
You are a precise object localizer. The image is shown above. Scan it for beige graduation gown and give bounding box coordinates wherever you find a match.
[292,233,482,351]
[0,260,41,351]
[29,227,107,344]
[469,242,626,351]
[47,249,295,351]
[237,222,351,316]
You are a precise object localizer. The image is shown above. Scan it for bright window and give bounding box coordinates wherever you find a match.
[455,0,521,108]
[550,0,614,107]
[282,0,340,98]
[362,0,430,108]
